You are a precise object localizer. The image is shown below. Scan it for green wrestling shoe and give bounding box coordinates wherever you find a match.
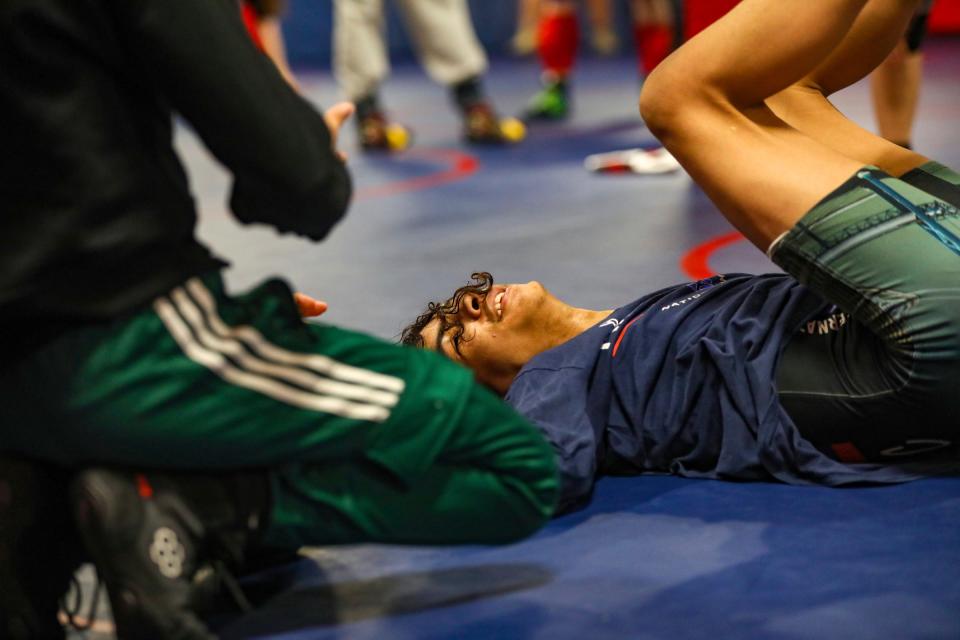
[522,79,570,121]
[0,457,85,639]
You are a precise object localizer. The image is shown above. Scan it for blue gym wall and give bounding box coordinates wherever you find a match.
[283,0,521,68]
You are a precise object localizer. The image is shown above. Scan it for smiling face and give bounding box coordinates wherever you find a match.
[402,273,606,395]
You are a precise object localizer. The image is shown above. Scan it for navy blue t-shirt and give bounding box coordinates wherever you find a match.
[505,274,936,512]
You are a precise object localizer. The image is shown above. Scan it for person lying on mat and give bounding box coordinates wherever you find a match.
[401,0,960,512]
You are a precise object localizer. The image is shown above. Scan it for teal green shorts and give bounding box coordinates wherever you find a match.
[772,165,960,462]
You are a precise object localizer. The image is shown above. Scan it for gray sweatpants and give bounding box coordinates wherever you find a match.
[333,0,488,101]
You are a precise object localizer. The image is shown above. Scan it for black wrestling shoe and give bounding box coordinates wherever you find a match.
[354,93,413,152]
[461,102,527,145]
[0,457,84,639]
[71,469,270,640]
[357,111,413,152]
[522,78,570,121]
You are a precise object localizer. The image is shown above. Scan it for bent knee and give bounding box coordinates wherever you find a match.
[639,65,679,137]
[640,65,726,143]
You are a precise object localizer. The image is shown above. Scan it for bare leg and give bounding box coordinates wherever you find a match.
[871,38,925,146]
[631,0,673,26]
[518,0,542,31]
[542,0,577,22]
[649,1,960,475]
[512,0,542,55]
[766,0,928,176]
[586,0,619,54]
[640,0,869,250]
[586,0,615,33]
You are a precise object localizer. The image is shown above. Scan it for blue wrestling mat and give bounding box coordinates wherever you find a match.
[68,40,960,640]
[218,475,960,640]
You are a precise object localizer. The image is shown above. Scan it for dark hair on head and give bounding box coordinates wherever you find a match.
[400,272,494,353]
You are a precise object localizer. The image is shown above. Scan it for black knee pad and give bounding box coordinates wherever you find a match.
[904,5,933,53]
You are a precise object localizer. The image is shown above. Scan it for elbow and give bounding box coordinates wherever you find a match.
[487,439,561,545]
[298,164,352,241]
[491,477,558,544]
[554,469,593,515]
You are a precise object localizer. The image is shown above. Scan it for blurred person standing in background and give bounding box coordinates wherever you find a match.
[525,0,677,120]
[333,0,526,151]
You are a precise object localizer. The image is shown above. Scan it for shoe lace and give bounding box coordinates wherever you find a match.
[60,571,102,632]
[359,112,388,140]
[211,557,254,614]
[465,104,497,132]
[192,532,257,615]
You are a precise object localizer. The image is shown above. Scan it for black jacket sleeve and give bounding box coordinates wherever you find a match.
[113,0,350,241]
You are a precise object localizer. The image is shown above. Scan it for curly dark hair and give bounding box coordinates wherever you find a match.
[399,272,494,355]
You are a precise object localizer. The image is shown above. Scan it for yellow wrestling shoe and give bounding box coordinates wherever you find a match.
[358,111,413,153]
[463,103,527,145]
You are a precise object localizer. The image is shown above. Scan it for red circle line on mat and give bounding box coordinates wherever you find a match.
[680,231,745,280]
[354,148,480,202]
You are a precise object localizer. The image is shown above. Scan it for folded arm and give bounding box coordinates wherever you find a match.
[114,0,351,240]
